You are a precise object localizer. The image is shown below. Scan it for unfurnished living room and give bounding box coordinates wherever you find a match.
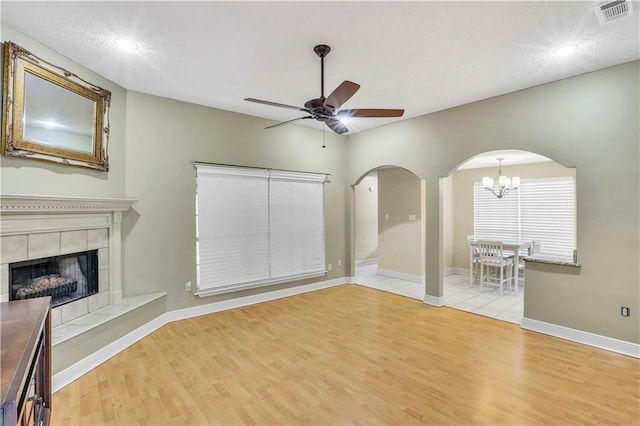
[0,1,638,425]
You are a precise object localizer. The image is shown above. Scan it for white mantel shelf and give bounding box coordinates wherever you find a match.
[0,194,137,213]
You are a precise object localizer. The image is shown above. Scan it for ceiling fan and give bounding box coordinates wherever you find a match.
[244,44,404,135]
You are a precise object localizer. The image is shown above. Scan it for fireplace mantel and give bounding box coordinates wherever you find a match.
[1,194,136,214]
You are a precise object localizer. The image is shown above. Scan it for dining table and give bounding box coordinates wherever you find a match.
[468,238,534,289]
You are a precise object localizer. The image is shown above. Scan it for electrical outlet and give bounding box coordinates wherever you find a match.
[185,281,192,291]
[338,259,342,266]
[621,306,630,317]
[328,264,332,272]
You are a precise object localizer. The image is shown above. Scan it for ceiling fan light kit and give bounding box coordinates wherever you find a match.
[245,44,404,135]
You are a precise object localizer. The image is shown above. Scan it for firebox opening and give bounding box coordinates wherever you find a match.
[9,249,99,308]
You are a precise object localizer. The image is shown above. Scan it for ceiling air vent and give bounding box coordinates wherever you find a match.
[594,0,634,24]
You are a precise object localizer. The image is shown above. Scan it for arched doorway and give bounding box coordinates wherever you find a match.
[353,166,427,300]
[440,149,576,323]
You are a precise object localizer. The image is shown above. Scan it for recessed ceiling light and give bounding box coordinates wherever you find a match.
[552,43,579,57]
[114,38,139,51]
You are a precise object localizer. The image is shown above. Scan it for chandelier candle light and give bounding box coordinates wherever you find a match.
[482,158,520,199]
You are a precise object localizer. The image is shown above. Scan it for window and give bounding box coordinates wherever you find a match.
[195,164,326,296]
[474,176,575,258]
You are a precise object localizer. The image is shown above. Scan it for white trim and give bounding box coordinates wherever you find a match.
[377,268,424,284]
[521,317,640,358]
[52,276,350,393]
[172,276,346,322]
[195,271,326,297]
[0,194,136,213]
[355,258,377,267]
[423,294,445,307]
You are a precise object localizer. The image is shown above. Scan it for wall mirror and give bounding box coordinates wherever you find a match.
[2,41,111,171]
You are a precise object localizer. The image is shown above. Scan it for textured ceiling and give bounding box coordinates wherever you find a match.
[1,1,638,134]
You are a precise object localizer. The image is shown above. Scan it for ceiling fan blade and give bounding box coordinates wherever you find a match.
[338,108,405,118]
[324,81,360,110]
[265,116,312,129]
[245,98,309,113]
[324,118,349,135]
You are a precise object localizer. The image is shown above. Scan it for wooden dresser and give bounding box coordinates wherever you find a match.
[1,297,52,426]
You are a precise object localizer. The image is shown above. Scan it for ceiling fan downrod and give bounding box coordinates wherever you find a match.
[314,44,331,98]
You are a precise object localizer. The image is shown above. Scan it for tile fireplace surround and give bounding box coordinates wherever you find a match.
[1,194,136,328]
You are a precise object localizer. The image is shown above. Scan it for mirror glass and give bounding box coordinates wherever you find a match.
[23,72,96,154]
[2,41,111,171]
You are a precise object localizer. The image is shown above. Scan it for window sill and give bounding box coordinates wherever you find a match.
[524,255,581,268]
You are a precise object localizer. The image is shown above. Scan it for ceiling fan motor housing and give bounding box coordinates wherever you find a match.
[304,98,335,119]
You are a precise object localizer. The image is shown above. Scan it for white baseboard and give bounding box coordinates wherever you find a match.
[165,276,347,323]
[52,276,351,393]
[377,268,424,284]
[521,317,640,358]
[423,294,445,307]
[355,258,377,267]
[445,267,469,276]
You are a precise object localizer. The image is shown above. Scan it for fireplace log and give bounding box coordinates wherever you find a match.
[12,274,77,300]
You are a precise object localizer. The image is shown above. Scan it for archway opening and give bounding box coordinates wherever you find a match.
[353,166,426,301]
[440,149,576,323]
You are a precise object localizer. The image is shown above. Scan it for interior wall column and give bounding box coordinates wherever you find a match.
[422,177,444,306]
[348,185,356,280]
[110,211,123,304]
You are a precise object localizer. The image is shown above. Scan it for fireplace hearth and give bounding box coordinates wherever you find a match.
[10,250,99,308]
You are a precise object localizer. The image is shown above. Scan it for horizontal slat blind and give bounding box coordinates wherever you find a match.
[196,166,270,291]
[473,176,575,258]
[474,182,519,241]
[195,164,327,296]
[520,177,575,257]
[269,171,326,280]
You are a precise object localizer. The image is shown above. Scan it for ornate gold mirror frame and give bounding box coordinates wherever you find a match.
[2,41,111,171]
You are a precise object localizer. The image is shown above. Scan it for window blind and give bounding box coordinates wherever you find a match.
[473,182,519,242]
[473,176,575,258]
[195,164,326,296]
[269,171,326,280]
[520,177,575,257]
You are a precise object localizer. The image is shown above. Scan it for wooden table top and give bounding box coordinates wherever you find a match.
[1,297,51,407]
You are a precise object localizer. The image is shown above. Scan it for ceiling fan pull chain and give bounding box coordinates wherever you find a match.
[322,125,326,149]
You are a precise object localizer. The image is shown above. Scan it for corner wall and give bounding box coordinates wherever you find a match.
[123,91,350,311]
[377,167,422,278]
[354,172,378,262]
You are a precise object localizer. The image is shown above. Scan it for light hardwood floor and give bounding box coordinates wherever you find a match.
[51,285,639,425]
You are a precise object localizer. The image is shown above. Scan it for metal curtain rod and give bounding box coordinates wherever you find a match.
[191,161,331,177]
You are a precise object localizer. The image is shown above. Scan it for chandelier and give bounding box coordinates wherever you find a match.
[482,158,520,199]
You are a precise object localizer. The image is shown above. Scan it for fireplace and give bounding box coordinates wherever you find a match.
[1,194,135,327]
[9,250,99,308]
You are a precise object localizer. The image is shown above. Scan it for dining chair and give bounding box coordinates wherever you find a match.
[510,239,541,291]
[467,235,480,286]
[477,240,513,294]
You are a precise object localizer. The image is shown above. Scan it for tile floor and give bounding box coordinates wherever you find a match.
[354,264,524,324]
